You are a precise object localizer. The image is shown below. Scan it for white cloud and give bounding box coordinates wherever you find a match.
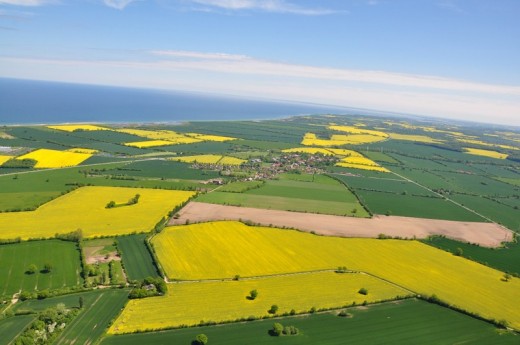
[188,0,338,15]
[103,0,138,10]
[0,0,55,6]
[151,50,249,61]
[149,50,520,96]
[1,53,519,126]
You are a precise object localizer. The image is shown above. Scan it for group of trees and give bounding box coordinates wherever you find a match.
[128,276,167,299]
[26,263,53,275]
[106,194,141,209]
[271,322,299,336]
[14,304,79,345]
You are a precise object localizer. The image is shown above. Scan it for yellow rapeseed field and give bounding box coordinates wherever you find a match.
[152,221,520,328]
[388,133,443,144]
[0,155,12,166]
[457,138,519,151]
[218,156,246,165]
[109,271,409,333]
[170,155,222,164]
[15,148,93,168]
[335,162,390,172]
[464,148,508,159]
[117,128,202,144]
[65,148,99,154]
[124,140,176,148]
[47,124,110,132]
[0,186,195,239]
[335,156,390,172]
[170,155,245,165]
[301,132,387,146]
[328,125,388,138]
[282,147,335,155]
[118,128,237,146]
[185,133,237,142]
[329,134,387,145]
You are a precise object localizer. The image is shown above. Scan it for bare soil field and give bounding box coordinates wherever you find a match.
[170,202,513,247]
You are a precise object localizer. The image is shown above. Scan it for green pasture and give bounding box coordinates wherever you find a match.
[53,289,129,345]
[0,240,82,298]
[117,235,159,281]
[0,315,35,345]
[423,236,520,276]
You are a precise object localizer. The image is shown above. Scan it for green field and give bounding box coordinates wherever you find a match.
[424,236,520,276]
[117,235,159,281]
[100,299,518,345]
[101,160,221,180]
[196,174,369,217]
[332,173,485,221]
[0,315,35,345]
[218,180,264,193]
[53,289,129,345]
[0,240,82,298]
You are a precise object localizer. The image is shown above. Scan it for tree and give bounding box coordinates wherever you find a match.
[249,289,258,300]
[79,296,84,309]
[43,263,53,273]
[26,264,37,274]
[503,273,512,282]
[454,247,463,256]
[195,333,208,345]
[105,200,116,209]
[272,322,283,336]
[268,304,278,314]
[358,287,368,295]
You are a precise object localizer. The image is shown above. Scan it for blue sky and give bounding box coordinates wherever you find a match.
[0,0,519,125]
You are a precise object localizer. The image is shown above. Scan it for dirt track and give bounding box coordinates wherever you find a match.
[169,202,514,248]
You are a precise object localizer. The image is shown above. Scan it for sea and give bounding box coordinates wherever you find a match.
[0,78,354,125]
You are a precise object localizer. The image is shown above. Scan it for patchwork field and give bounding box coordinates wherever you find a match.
[0,186,195,240]
[102,299,519,345]
[424,236,520,276]
[196,174,368,217]
[170,154,246,165]
[152,221,520,328]
[117,235,159,280]
[332,173,487,221]
[0,240,81,298]
[170,202,511,247]
[47,124,111,132]
[109,271,409,333]
[16,148,94,168]
[53,289,130,345]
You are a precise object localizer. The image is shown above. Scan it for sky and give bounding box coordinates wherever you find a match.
[0,0,519,125]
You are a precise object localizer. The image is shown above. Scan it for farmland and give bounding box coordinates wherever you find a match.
[0,315,35,345]
[151,221,520,328]
[16,148,93,168]
[0,240,82,298]
[53,289,129,345]
[109,271,410,333]
[196,174,368,217]
[0,115,519,343]
[117,235,159,280]
[423,236,520,276]
[102,299,519,345]
[170,202,511,247]
[0,186,195,239]
[332,173,488,221]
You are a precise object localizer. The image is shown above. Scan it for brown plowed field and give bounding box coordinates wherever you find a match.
[169,202,513,248]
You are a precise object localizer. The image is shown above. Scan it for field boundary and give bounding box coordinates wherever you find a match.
[169,202,513,247]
